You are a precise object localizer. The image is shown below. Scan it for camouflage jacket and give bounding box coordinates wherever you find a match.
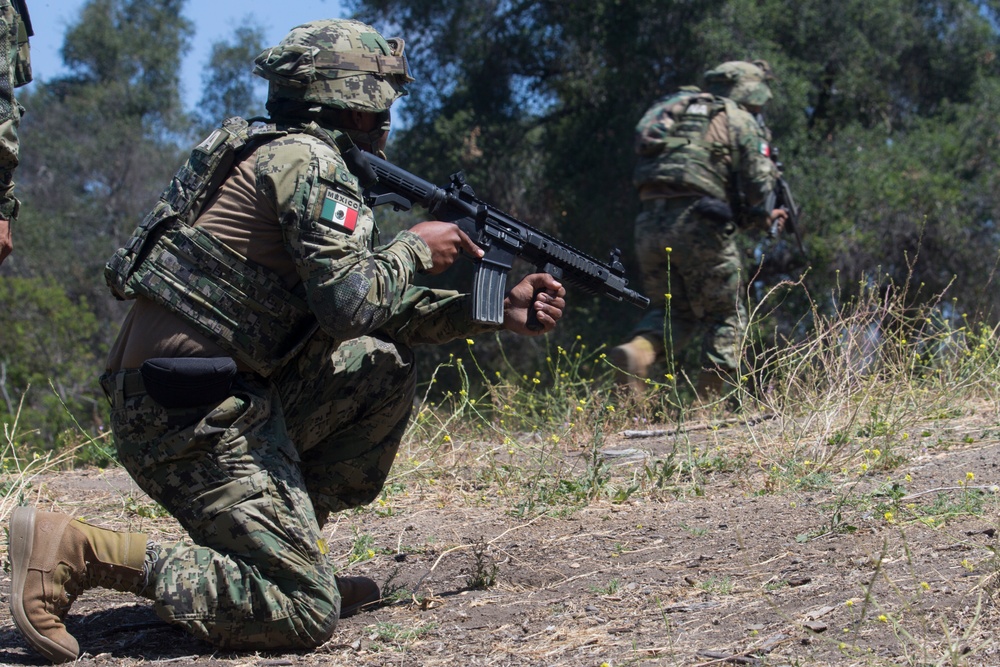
[107,119,497,377]
[254,125,498,349]
[0,0,31,221]
[633,87,778,228]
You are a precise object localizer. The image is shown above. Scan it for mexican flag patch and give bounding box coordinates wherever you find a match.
[758,141,771,157]
[320,190,360,233]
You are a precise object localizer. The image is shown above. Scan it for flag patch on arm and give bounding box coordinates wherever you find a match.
[320,190,360,233]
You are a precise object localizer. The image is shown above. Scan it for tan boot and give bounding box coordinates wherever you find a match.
[609,335,658,393]
[9,506,153,663]
[336,575,380,617]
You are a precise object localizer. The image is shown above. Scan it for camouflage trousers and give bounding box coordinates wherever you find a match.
[632,197,745,377]
[101,332,415,650]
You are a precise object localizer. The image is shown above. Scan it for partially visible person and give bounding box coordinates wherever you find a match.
[0,0,31,265]
[610,60,787,399]
[9,18,566,663]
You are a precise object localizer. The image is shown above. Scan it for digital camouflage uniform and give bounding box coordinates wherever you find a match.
[101,124,499,649]
[97,20,505,649]
[15,20,499,659]
[619,61,779,394]
[0,0,31,222]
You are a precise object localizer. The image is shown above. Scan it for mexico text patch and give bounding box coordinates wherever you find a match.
[320,190,360,233]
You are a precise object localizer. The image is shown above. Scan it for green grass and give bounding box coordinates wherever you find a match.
[4,271,1000,665]
[4,272,998,529]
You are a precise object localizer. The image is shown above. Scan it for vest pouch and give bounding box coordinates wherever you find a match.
[12,0,31,87]
[105,118,277,302]
[139,357,237,409]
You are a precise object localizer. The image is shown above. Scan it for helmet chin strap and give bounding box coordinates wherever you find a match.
[340,127,385,154]
[340,109,390,155]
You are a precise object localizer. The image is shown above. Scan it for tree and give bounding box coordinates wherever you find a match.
[194,21,267,134]
[12,0,194,293]
[0,277,105,452]
[348,0,1000,336]
[1,0,195,446]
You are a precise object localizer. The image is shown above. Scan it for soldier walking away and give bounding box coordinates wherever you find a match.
[0,0,32,265]
[610,60,787,401]
[8,18,565,663]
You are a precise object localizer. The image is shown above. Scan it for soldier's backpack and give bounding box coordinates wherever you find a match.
[632,89,743,203]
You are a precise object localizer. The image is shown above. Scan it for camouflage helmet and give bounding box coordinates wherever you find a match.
[703,60,774,108]
[253,19,413,113]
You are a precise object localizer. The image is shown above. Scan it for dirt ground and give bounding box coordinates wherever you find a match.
[2,409,1000,667]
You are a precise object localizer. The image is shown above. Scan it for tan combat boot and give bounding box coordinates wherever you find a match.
[9,506,154,663]
[335,575,380,617]
[609,335,659,393]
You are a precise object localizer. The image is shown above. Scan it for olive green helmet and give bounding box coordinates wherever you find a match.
[703,60,774,108]
[253,19,413,113]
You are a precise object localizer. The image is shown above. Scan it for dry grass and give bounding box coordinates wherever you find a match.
[3,273,1000,665]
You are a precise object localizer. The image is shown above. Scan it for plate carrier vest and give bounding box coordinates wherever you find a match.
[104,117,320,377]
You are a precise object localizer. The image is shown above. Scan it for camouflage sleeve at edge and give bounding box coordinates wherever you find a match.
[0,0,23,221]
[731,108,779,229]
[379,287,500,347]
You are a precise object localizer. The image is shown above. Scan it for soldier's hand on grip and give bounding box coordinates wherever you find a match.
[503,273,566,336]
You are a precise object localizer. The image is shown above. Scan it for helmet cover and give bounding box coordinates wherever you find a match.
[703,60,773,108]
[254,19,414,112]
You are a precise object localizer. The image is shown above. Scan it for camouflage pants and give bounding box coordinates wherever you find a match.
[102,332,415,650]
[632,197,745,376]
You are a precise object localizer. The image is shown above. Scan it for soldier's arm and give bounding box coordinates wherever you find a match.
[261,136,436,344]
[0,0,31,264]
[732,111,780,230]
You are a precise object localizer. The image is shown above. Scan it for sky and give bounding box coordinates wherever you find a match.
[28,0,346,109]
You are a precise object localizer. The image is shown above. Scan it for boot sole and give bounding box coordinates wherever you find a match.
[9,506,79,663]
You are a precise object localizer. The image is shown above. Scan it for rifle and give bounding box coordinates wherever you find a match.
[770,147,806,256]
[336,137,649,329]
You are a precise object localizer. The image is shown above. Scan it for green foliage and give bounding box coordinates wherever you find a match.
[348,0,1000,369]
[60,0,193,124]
[194,21,267,133]
[0,278,107,452]
[465,538,499,589]
[348,528,379,564]
[367,620,438,651]
[124,494,169,519]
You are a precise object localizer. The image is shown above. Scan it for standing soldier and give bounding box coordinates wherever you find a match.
[610,60,787,399]
[9,18,565,663]
[0,0,31,265]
